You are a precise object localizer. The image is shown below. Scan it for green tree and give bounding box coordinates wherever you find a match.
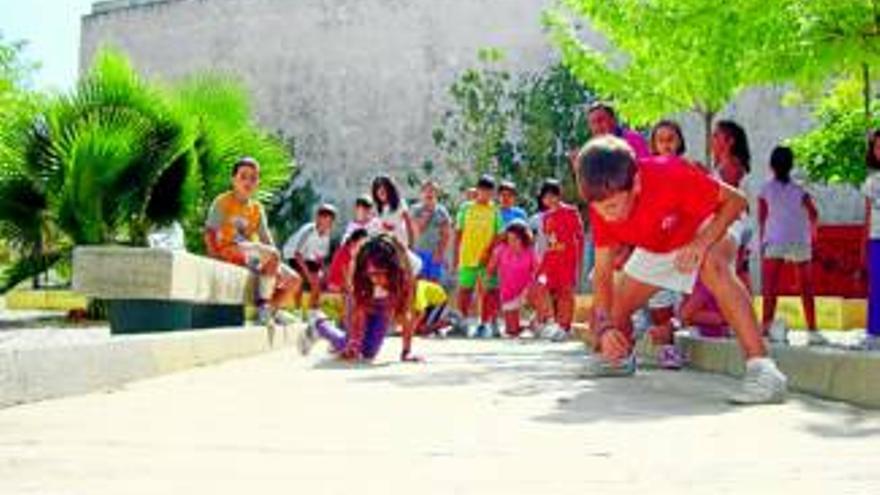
[545,0,792,162]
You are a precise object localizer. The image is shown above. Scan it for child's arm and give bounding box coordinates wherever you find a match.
[436,217,451,263]
[803,193,819,244]
[257,206,275,246]
[403,210,415,248]
[340,306,367,361]
[399,310,422,362]
[485,246,500,277]
[452,229,462,272]
[758,197,768,245]
[675,183,748,273]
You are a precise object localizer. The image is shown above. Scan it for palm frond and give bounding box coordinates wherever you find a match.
[0,249,65,294]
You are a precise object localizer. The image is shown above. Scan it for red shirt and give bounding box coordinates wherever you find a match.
[540,202,584,288]
[325,244,354,291]
[590,155,720,253]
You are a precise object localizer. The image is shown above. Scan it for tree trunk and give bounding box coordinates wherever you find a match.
[703,110,716,168]
[863,62,872,129]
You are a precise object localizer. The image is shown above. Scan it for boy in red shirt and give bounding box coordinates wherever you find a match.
[576,136,787,405]
[537,179,583,339]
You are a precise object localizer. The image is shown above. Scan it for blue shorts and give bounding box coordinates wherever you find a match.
[416,249,444,282]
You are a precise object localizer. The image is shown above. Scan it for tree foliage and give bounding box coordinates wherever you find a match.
[0,48,295,292]
[432,51,594,208]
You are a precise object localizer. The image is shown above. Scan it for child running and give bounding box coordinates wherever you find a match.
[282,203,337,312]
[486,220,548,338]
[454,174,503,338]
[301,235,420,362]
[759,146,828,346]
[204,157,301,325]
[537,178,584,340]
[576,136,788,405]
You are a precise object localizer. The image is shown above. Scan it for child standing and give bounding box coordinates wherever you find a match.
[283,203,336,311]
[860,130,880,350]
[411,180,452,282]
[343,195,381,241]
[759,146,827,346]
[301,235,420,362]
[498,180,528,227]
[454,175,503,338]
[325,228,369,294]
[373,175,414,248]
[204,157,301,325]
[487,220,548,338]
[537,179,584,339]
[576,136,788,405]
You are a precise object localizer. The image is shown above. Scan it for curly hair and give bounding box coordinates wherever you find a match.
[351,234,413,319]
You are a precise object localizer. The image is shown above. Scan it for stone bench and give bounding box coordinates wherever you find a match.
[73,246,255,334]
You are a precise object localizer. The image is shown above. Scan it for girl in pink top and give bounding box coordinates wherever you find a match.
[487,220,548,337]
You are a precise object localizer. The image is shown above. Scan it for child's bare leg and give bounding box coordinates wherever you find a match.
[307,272,322,309]
[699,242,766,359]
[761,258,783,332]
[272,264,301,308]
[606,274,658,349]
[795,261,817,331]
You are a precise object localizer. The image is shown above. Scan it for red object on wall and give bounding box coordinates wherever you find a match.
[774,225,867,297]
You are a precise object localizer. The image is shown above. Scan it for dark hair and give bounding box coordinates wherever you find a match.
[867,130,880,171]
[355,195,374,209]
[769,146,794,184]
[352,234,413,319]
[650,120,686,156]
[232,157,259,176]
[371,175,402,213]
[477,174,496,190]
[539,178,562,199]
[505,220,532,247]
[343,228,369,247]
[587,101,617,120]
[576,136,637,201]
[715,120,751,173]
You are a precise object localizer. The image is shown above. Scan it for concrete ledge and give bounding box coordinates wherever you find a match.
[0,324,299,409]
[679,336,880,409]
[4,290,88,312]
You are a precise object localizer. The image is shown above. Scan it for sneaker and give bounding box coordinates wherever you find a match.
[257,305,275,328]
[435,325,453,339]
[465,323,481,339]
[767,319,788,345]
[298,311,325,356]
[274,309,298,326]
[728,358,787,405]
[578,352,637,378]
[657,345,684,370]
[539,322,567,341]
[476,323,495,339]
[851,334,880,351]
[807,331,831,347]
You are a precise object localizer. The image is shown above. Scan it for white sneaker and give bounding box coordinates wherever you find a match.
[298,311,325,356]
[465,320,480,339]
[807,331,831,347]
[540,322,568,342]
[728,358,787,405]
[767,319,788,345]
[257,305,275,328]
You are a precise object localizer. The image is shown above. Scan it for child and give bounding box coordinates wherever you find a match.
[586,102,650,158]
[373,175,414,248]
[326,228,369,294]
[759,146,827,346]
[343,195,381,241]
[204,157,301,325]
[576,135,788,405]
[537,178,584,339]
[413,279,452,337]
[454,174,503,338]
[283,203,336,311]
[643,120,691,368]
[498,180,528,227]
[412,180,452,282]
[487,220,550,338]
[300,235,420,362]
[859,130,880,350]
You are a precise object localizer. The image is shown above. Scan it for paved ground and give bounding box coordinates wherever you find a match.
[1,338,879,494]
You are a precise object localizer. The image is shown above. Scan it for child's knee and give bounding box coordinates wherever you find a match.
[700,248,730,285]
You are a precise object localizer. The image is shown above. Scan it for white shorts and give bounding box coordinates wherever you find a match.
[623,248,698,294]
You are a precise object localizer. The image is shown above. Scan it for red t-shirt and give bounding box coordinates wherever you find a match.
[325,244,354,291]
[540,202,584,288]
[590,155,721,253]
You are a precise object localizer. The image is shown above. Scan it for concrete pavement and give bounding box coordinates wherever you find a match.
[1,338,879,494]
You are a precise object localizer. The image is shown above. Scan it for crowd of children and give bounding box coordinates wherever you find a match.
[197,100,880,405]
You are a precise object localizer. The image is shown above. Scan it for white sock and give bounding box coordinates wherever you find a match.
[258,275,277,301]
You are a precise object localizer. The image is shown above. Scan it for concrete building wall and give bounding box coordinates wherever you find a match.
[80,0,863,225]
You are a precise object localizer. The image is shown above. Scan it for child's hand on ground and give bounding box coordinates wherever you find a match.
[338,347,362,362]
[599,328,630,363]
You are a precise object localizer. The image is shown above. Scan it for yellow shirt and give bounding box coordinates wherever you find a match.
[413,280,448,312]
[205,191,269,250]
[456,201,502,268]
